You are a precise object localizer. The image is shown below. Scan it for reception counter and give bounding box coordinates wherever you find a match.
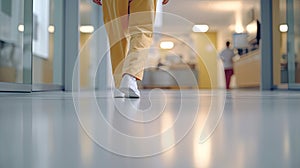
[142,65,198,89]
[233,50,261,87]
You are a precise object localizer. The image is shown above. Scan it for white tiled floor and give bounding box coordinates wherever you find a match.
[0,90,300,168]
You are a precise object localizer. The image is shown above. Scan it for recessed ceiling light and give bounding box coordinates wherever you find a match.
[192,24,209,33]
[160,41,174,49]
[80,25,94,33]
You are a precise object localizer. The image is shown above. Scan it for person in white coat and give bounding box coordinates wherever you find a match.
[220,41,235,89]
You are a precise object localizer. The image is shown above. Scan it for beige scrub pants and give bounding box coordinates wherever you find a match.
[102,0,157,87]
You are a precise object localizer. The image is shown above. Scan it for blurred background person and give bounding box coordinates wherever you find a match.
[219,41,235,89]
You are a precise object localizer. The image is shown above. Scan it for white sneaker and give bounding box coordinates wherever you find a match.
[119,74,140,98]
[113,88,125,98]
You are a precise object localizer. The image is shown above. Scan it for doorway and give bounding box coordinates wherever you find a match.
[287,0,300,89]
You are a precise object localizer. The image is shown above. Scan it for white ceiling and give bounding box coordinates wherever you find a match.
[162,0,260,32]
[81,0,260,32]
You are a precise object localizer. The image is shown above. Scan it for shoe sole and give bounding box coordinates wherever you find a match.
[114,94,125,98]
[113,89,125,98]
[119,88,140,98]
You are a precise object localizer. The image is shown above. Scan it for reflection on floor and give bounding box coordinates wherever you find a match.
[0,90,300,168]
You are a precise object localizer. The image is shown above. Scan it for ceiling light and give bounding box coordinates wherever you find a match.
[18,24,24,32]
[246,23,256,34]
[279,24,288,32]
[160,41,174,50]
[80,25,94,33]
[48,25,55,33]
[192,25,209,33]
[235,25,244,33]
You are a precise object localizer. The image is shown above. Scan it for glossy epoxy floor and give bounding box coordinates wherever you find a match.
[0,90,300,168]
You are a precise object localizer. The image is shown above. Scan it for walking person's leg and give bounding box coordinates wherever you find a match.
[102,0,129,88]
[225,70,230,89]
[119,0,157,98]
[225,69,233,89]
[123,0,157,80]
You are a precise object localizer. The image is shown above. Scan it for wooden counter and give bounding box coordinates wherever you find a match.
[233,50,261,87]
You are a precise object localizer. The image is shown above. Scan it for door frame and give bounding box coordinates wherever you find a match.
[286,0,300,89]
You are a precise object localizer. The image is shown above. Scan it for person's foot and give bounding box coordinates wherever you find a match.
[119,74,140,98]
[113,88,125,98]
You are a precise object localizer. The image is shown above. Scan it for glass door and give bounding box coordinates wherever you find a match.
[31,0,63,91]
[0,0,32,91]
[287,0,300,89]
